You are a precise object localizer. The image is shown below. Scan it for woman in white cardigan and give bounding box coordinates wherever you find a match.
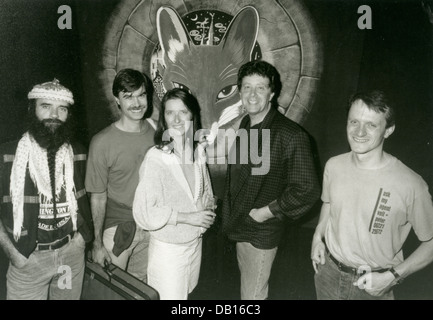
[133,88,215,300]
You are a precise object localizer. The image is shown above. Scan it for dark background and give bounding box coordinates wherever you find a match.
[0,0,432,300]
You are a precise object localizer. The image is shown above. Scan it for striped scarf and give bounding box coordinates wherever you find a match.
[9,132,78,241]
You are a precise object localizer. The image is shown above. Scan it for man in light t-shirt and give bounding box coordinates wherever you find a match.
[85,69,155,281]
[311,90,433,300]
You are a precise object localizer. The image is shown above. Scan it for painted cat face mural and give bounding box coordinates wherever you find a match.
[155,6,259,133]
[102,0,322,139]
[100,1,323,194]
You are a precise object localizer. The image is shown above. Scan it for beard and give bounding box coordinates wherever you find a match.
[28,115,74,151]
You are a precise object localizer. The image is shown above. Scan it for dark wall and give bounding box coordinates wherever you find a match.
[0,0,89,145]
[303,0,433,190]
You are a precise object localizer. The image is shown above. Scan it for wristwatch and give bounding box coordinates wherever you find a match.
[389,267,403,284]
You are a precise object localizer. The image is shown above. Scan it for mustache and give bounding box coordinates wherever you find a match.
[42,119,63,125]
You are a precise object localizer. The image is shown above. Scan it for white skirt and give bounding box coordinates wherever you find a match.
[147,236,202,300]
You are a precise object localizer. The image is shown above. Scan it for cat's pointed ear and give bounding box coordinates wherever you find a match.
[157,6,191,64]
[221,6,259,63]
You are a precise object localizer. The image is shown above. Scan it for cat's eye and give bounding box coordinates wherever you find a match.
[216,85,237,102]
[172,82,192,94]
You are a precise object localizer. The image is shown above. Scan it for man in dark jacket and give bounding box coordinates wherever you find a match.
[0,79,93,300]
[221,60,320,300]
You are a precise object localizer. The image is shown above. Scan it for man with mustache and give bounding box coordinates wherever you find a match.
[0,79,93,299]
[85,69,155,282]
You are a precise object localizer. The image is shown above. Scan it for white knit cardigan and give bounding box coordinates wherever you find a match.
[132,146,213,244]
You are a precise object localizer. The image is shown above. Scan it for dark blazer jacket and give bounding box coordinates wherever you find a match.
[221,107,320,249]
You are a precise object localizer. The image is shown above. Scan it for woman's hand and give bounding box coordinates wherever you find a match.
[178,210,216,228]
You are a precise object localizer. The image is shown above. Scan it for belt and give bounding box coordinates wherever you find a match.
[326,248,388,274]
[35,233,74,251]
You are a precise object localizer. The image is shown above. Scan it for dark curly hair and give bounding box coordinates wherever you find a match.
[237,60,282,108]
[112,68,154,119]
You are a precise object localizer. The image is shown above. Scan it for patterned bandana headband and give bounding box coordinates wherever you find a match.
[27,78,74,105]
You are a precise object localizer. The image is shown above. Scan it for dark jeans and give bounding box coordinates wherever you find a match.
[314,251,394,300]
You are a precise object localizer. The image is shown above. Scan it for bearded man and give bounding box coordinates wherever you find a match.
[0,79,93,300]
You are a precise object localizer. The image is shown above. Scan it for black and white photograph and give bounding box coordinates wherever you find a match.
[0,0,432,305]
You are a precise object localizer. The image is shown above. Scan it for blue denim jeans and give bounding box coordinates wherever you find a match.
[7,232,86,300]
[236,242,278,300]
[314,250,394,300]
[103,226,150,282]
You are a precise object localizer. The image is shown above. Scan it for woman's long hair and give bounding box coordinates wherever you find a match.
[154,88,202,153]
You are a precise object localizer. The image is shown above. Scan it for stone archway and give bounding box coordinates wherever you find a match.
[99,0,323,196]
[100,0,323,126]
